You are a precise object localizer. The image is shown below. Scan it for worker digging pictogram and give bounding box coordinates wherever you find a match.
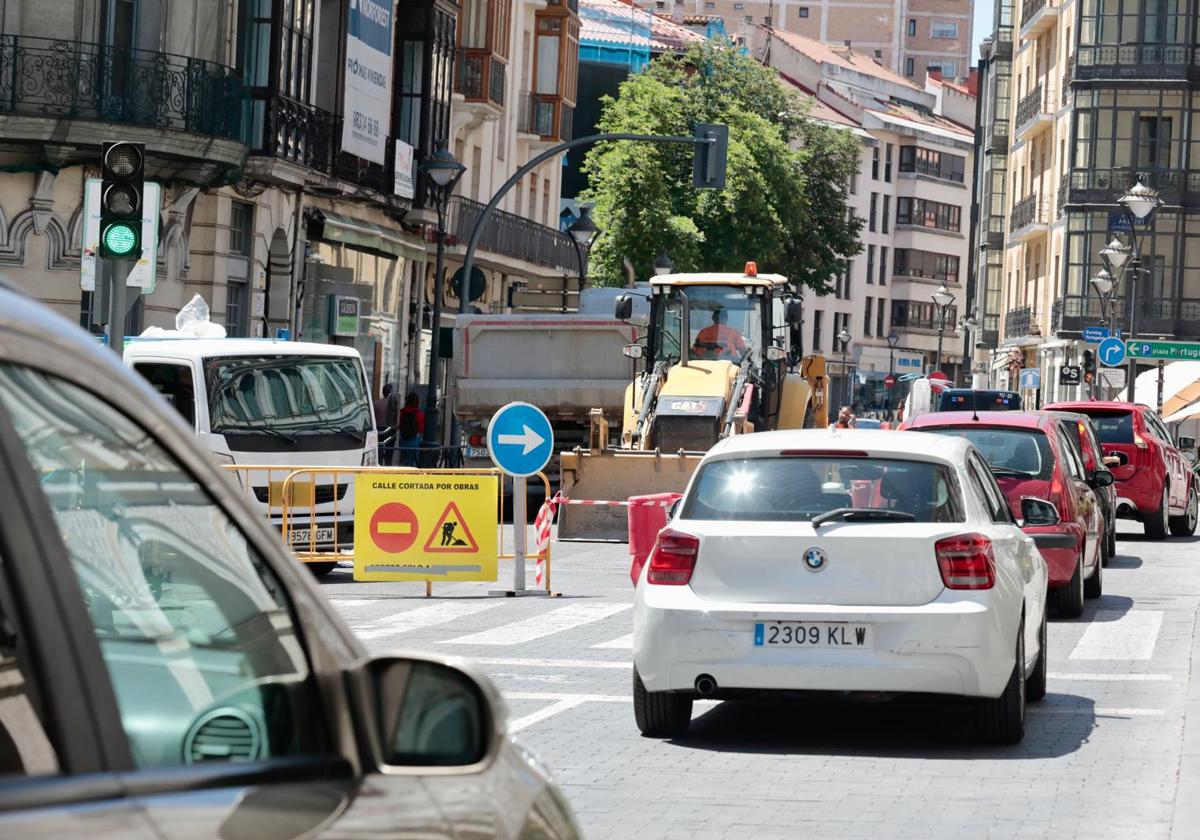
[424,501,479,553]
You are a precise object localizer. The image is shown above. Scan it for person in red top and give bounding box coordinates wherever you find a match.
[692,309,749,361]
[397,392,425,466]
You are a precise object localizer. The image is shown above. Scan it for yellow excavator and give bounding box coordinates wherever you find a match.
[558,262,830,540]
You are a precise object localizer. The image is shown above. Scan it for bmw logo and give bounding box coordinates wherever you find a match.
[803,546,828,572]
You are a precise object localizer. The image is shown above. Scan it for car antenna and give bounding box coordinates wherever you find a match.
[972,388,980,422]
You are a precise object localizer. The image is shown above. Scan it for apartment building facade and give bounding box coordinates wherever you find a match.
[972,0,1200,404]
[757,27,975,411]
[0,0,579,420]
[662,0,971,83]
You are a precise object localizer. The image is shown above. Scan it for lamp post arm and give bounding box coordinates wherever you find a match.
[458,132,710,314]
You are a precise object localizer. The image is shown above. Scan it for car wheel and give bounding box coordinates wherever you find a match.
[1169,484,1198,537]
[1084,547,1103,599]
[1026,606,1048,702]
[633,667,692,738]
[977,616,1026,744]
[1056,553,1086,618]
[1145,487,1170,540]
[308,562,338,578]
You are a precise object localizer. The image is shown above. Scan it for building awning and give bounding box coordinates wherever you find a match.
[309,209,425,261]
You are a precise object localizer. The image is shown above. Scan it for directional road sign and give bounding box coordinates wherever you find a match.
[488,401,554,477]
[1125,339,1200,363]
[1019,368,1041,390]
[1099,337,1127,367]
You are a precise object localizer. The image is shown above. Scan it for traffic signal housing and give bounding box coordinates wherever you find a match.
[99,141,144,260]
[1083,349,1096,384]
[692,123,728,190]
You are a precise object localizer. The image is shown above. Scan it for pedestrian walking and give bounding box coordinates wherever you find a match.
[397,392,425,467]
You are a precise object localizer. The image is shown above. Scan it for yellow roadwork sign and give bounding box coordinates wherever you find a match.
[353,473,499,582]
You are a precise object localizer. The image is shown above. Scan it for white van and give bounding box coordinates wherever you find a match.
[124,338,378,575]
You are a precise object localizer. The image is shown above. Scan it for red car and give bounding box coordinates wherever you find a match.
[906,411,1106,618]
[1045,411,1119,565]
[1044,401,1198,540]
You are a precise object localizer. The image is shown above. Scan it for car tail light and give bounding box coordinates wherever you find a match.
[468,433,484,447]
[1134,431,1149,450]
[647,529,699,585]
[935,533,996,590]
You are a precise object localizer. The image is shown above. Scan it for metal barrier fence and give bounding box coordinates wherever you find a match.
[222,464,553,592]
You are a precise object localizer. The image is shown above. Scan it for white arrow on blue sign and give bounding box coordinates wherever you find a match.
[1098,336,1126,367]
[487,402,554,477]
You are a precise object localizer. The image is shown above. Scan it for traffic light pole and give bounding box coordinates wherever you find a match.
[104,259,135,356]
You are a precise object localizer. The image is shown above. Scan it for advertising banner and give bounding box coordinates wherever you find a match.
[342,0,393,165]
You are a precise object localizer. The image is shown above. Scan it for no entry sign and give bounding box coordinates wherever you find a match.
[369,502,419,554]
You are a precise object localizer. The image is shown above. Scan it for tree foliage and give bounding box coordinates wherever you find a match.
[581,42,863,292]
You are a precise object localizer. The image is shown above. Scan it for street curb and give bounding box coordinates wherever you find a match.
[1170,598,1200,840]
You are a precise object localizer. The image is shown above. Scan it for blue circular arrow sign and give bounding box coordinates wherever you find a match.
[487,402,554,477]
[1098,336,1126,367]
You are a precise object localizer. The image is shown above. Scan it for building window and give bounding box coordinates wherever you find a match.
[812,309,823,352]
[882,195,890,234]
[734,2,744,8]
[891,300,957,330]
[656,1,665,8]
[931,21,958,39]
[864,297,873,337]
[894,249,961,283]
[848,170,858,195]
[871,145,879,180]
[876,299,885,337]
[896,197,961,232]
[874,49,883,59]
[1137,116,1173,169]
[928,60,957,79]
[229,201,254,258]
[226,280,247,337]
[869,192,878,232]
[844,261,853,300]
[226,201,254,337]
[907,18,916,36]
[866,244,876,285]
[705,1,715,8]
[744,15,753,23]
[879,246,888,286]
[898,146,966,182]
[905,57,914,76]
[798,6,809,17]
[885,143,893,182]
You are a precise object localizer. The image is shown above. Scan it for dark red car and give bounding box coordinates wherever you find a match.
[906,411,1107,617]
[1045,411,1118,565]
[1044,401,1197,540]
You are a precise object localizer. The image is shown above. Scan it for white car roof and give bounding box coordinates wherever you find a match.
[124,337,362,361]
[706,428,972,465]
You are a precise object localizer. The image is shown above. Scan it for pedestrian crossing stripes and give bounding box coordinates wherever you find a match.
[1069,610,1164,660]
[356,601,500,639]
[443,602,631,646]
[592,633,633,650]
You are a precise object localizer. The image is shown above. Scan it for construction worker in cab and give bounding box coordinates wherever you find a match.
[692,308,749,361]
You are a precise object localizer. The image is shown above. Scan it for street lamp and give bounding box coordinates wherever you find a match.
[418,142,466,454]
[1117,175,1162,397]
[886,329,899,416]
[931,282,955,377]
[568,205,600,287]
[837,326,852,407]
[654,248,675,276]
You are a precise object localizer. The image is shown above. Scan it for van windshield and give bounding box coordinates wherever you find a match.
[205,355,371,440]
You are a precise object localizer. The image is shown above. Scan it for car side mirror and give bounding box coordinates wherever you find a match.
[355,656,499,770]
[622,343,645,360]
[785,300,804,325]
[614,294,633,322]
[1020,497,1060,527]
[1179,435,1196,451]
[1090,468,1114,488]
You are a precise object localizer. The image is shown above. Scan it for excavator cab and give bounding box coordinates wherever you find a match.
[559,262,828,540]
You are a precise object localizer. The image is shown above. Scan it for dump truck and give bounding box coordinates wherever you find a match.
[558,262,830,540]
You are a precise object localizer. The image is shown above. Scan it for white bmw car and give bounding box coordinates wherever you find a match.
[632,429,1051,744]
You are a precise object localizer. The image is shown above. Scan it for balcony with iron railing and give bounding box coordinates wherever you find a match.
[454,49,506,108]
[1004,305,1042,339]
[1061,55,1074,104]
[1014,82,1055,139]
[1019,0,1059,39]
[1009,193,1049,239]
[518,91,573,142]
[986,116,1009,152]
[447,195,578,272]
[1065,167,1200,208]
[0,34,245,179]
[1073,44,1200,83]
[1057,172,1070,216]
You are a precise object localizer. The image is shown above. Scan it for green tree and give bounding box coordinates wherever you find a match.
[581,42,863,293]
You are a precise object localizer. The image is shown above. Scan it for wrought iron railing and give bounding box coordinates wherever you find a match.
[996,25,1013,46]
[1020,0,1049,25]
[1053,296,1126,333]
[1015,83,1054,129]
[1057,172,1069,216]
[0,34,243,140]
[1004,305,1041,338]
[455,49,506,107]
[1009,194,1047,232]
[1074,44,1200,81]
[1061,55,1074,104]
[1068,167,1200,194]
[447,195,578,271]
[490,61,506,106]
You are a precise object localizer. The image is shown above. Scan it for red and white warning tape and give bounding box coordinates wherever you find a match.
[532,494,559,587]
[551,497,676,508]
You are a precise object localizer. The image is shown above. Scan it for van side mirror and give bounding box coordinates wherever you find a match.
[614,295,633,321]
[785,300,804,325]
[355,656,499,770]
[1020,497,1060,527]
[622,343,644,359]
[1090,468,1114,488]
[1178,435,1195,451]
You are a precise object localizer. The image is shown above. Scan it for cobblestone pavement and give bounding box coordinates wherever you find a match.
[324,522,1200,840]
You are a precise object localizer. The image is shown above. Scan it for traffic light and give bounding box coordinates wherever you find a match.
[1083,349,1096,384]
[692,123,728,190]
[99,141,144,260]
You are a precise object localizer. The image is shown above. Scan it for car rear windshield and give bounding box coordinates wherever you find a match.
[938,390,1022,411]
[681,457,963,523]
[1077,410,1134,444]
[921,427,1053,480]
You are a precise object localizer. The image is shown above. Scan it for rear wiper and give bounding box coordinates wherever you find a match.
[334,427,366,443]
[812,508,917,527]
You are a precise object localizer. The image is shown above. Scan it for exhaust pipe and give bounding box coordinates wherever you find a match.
[694,674,717,696]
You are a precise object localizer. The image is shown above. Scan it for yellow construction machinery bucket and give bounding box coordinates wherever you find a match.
[558,448,704,541]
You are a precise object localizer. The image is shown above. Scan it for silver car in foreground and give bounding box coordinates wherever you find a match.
[0,283,580,839]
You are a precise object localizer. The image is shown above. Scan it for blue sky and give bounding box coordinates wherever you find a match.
[971,0,995,61]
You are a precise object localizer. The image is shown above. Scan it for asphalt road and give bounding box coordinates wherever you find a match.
[325,522,1200,840]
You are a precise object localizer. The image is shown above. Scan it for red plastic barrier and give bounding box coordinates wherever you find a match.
[628,492,683,586]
